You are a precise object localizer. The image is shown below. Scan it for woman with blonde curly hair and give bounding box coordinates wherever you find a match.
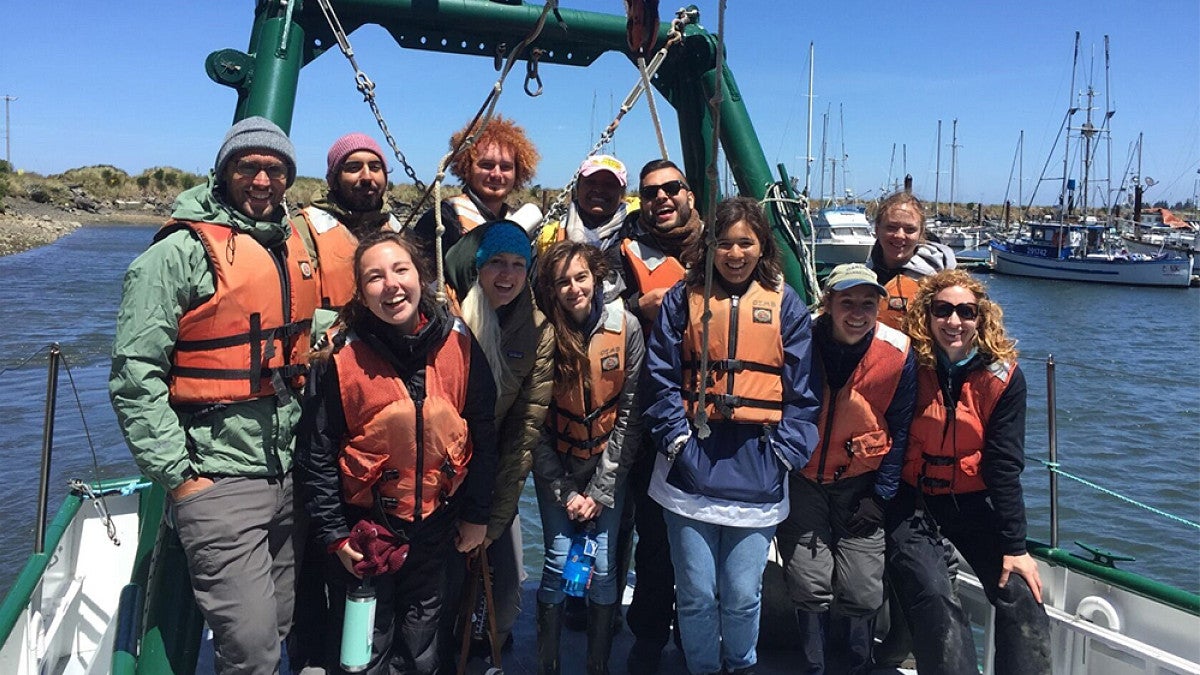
[886,269,1051,675]
[414,115,542,259]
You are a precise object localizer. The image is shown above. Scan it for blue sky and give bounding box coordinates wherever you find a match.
[4,1,1197,207]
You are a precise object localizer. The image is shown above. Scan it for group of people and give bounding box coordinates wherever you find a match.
[108,114,1051,675]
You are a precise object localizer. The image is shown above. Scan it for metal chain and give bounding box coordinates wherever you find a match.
[316,0,426,194]
[70,479,120,546]
[541,13,690,226]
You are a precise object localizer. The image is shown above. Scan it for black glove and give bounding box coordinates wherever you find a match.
[845,495,885,537]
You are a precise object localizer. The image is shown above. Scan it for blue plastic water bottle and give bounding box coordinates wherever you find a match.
[561,522,599,597]
[340,579,376,672]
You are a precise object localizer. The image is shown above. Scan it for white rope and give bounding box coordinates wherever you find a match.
[694,0,727,440]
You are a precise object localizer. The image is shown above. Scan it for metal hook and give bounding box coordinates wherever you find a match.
[525,49,545,97]
[493,42,507,72]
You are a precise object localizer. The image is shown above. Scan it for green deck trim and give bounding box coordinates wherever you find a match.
[1029,540,1200,615]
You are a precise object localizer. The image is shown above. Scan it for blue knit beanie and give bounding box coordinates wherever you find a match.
[214,116,298,186]
[475,220,532,270]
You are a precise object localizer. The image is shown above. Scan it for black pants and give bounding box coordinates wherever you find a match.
[624,434,676,646]
[885,485,1051,675]
[324,510,457,675]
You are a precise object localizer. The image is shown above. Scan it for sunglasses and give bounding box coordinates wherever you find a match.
[340,160,386,174]
[930,300,979,321]
[234,161,288,181]
[639,179,689,201]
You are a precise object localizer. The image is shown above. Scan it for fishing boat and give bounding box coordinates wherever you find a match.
[988,33,1195,288]
[990,216,1194,287]
[1,6,1198,675]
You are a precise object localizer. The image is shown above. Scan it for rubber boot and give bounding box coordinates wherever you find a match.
[795,609,828,674]
[536,602,562,675]
[586,602,618,675]
[833,613,876,675]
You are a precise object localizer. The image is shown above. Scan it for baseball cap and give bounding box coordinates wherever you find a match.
[576,154,628,187]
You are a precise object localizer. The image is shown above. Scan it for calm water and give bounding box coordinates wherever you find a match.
[0,225,1197,602]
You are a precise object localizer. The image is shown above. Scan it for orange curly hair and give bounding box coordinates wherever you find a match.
[902,269,1019,368]
[447,115,540,191]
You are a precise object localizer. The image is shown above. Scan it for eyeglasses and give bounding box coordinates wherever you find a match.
[340,160,386,174]
[639,179,689,201]
[233,161,287,181]
[930,301,979,321]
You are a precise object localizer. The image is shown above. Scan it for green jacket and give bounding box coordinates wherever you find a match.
[109,178,305,490]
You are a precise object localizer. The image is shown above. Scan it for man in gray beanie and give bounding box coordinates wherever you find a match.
[110,115,317,675]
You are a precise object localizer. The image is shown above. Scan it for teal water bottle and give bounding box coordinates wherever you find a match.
[340,579,376,672]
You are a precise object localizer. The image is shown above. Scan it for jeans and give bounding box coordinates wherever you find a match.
[535,477,625,606]
[663,509,774,674]
[885,485,1051,675]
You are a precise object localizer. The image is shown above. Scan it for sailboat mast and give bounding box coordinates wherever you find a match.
[1018,130,1024,208]
[839,103,848,200]
[1061,31,1080,218]
[819,106,829,203]
[950,119,959,219]
[1104,34,1114,219]
[804,42,814,196]
[934,119,942,218]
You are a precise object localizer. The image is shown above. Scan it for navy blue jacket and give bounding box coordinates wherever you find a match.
[644,281,821,505]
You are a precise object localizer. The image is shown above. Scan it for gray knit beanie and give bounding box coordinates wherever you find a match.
[214,116,298,187]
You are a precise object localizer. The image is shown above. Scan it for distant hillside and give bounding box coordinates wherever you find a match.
[0,162,557,221]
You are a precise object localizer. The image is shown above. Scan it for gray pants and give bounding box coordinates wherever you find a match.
[172,474,297,675]
[776,473,885,616]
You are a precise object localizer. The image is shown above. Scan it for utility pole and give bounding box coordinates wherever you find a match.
[2,95,15,166]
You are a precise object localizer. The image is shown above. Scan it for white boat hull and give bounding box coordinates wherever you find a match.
[990,245,1194,287]
[814,242,873,266]
[0,487,142,675]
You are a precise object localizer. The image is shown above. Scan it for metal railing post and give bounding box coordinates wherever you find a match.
[1046,354,1059,548]
[35,343,61,555]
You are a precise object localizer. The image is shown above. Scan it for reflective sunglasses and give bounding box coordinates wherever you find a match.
[930,300,979,321]
[639,179,689,201]
[340,160,386,174]
[234,161,287,180]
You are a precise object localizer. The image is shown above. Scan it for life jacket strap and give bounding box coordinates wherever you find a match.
[550,393,621,426]
[681,358,782,376]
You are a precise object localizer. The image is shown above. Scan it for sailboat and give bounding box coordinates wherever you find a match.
[989,33,1194,288]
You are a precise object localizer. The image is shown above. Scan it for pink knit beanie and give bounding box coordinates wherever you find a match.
[326,133,388,183]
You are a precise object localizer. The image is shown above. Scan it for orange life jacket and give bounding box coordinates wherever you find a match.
[801,323,909,482]
[334,320,474,522]
[902,360,1016,495]
[879,274,921,330]
[621,237,686,295]
[162,220,318,405]
[450,194,489,235]
[298,206,403,310]
[681,282,785,425]
[549,300,627,459]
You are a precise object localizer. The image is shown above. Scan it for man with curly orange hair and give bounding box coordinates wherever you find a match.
[414,115,541,257]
